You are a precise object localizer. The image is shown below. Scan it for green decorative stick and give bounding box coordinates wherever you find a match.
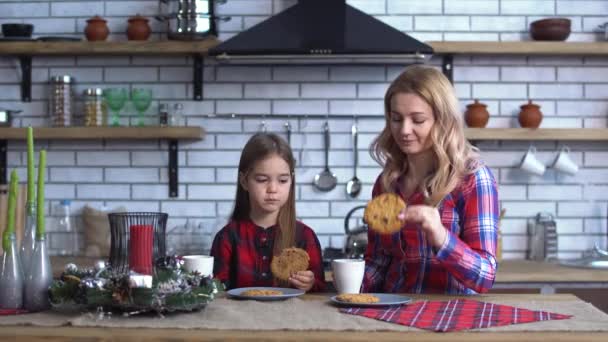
[27,126,35,205]
[36,150,46,239]
[3,170,19,250]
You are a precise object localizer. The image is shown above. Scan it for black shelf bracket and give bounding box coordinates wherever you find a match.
[193,55,204,101]
[442,54,454,84]
[168,139,178,198]
[0,140,7,184]
[19,56,32,102]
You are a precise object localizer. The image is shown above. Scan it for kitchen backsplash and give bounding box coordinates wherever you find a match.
[2,0,608,259]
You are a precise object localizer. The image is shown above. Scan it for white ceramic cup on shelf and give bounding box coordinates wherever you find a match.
[552,146,579,175]
[332,259,365,294]
[182,255,214,277]
[520,146,546,176]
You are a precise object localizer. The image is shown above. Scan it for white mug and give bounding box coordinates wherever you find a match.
[520,146,546,176]
[332,259,365,294]
[182,255,214,277]
[552,146,579,175]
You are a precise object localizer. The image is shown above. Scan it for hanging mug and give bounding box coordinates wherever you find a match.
[520,146,546,176]
[552,146,579,175]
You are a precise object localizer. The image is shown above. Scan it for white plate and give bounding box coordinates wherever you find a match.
[227,287,305,301]
[330,293,413,307]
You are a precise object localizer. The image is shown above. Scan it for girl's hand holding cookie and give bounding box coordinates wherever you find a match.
[398,205,447,248]
[289,270,315,292]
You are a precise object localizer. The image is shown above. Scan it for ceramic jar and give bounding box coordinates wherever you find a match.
[85,16,109,41]
[127,15,151,41]
[519,100,543,128]
[464,99,490,128]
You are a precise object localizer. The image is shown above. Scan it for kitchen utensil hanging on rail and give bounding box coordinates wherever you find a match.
[345,121,361,198]
[313,121,337,192]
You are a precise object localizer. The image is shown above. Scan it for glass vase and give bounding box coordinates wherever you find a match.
[0,234,24,309]
[24,236,52,311]
[20,203,36,277]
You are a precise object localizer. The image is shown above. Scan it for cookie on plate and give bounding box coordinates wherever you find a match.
[336,293,380,304]
[364,193,406,234]
[241,289,283,296]
[270,247,310,281]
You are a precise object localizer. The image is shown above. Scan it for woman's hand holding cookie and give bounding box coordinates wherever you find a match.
[398,205,447,249]
[289,270,315,292]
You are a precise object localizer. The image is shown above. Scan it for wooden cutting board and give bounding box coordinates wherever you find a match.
[0,184,26,255]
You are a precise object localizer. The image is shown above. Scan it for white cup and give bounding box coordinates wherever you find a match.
[182,255,214,277]
[332,259,365,294]
[520,146,546,176]
[552,146,579,175]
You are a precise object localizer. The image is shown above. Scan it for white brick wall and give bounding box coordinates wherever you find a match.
[2,0,607,258]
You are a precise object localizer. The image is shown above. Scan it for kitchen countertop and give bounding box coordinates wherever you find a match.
[1,293,607,341]
[53,256,608,284]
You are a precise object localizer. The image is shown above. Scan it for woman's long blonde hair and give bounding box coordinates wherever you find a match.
[232,133,297,254]
[370,65,479,206]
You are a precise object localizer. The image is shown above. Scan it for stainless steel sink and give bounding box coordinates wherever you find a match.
[559,245,608,269]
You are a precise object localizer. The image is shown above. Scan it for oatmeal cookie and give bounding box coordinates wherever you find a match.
[363,193,406,234]
[241,289,283,296]
[336,293,380,304]
[270,247,310,281]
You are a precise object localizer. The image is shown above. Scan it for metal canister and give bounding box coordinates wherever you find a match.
[83,88,107,126]
[49,75,74,127]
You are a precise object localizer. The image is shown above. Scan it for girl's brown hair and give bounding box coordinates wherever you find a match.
[232,132,297,254]
[370,65,479,206]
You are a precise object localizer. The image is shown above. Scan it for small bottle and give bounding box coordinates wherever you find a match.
[169,103,184,126]
[496,229,503,262]
[49,75,75,127]
[83,88,107,126]
[159,103,169,127]
[57,200,79,256]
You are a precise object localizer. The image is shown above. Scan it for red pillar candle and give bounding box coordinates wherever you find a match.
[129,225,154,275]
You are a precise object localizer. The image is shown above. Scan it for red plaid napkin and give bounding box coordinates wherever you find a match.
[340,299,572,332]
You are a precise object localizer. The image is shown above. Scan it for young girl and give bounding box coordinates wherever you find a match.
[210,132,325,292]
[363,65,499,295]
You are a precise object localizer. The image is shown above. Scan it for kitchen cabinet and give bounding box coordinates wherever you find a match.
[0,127,204,197]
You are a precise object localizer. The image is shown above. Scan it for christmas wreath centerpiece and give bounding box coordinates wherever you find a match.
[49,256,223,315]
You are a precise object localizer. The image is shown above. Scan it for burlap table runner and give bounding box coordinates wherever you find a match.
[1,296,608,332]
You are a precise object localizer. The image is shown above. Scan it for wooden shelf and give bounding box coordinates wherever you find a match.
[0,127,204,197]
[1,127,602,141]
[0,39,220,56]
[2,40,605,57]
[0,127,204,140]
[465,128,608,141]
[429,41,608,55]
[0,39,220,102]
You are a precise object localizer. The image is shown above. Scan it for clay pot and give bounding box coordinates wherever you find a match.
[85,16,109,41]
[530,18,571,41]
[518,100,543,128]
[464,99,489,128]
[127,15,151,41]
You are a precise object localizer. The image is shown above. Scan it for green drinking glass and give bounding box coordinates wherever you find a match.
[131,88,153,127]
[103,88,127,127]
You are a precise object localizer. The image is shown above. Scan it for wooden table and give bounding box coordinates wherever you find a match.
[1,294,607,341]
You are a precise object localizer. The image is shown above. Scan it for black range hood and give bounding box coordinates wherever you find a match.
[209,0,433,64]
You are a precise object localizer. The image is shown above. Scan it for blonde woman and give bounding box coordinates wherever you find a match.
[362,65,499,294]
